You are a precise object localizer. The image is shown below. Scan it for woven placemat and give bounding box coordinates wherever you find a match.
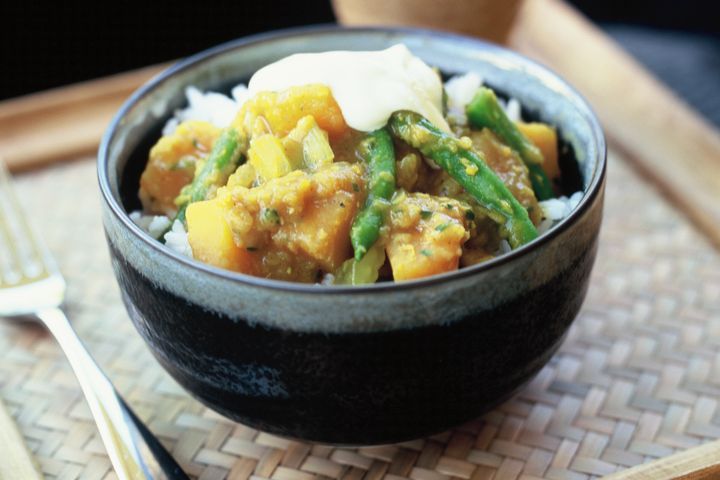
[1,150,719,480]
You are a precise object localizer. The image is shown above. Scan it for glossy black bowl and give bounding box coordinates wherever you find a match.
[98,26,606,445]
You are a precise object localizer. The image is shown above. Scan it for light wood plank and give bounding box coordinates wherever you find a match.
[510,0,720,249]
[0,397,43,480]
[601,438,720,479]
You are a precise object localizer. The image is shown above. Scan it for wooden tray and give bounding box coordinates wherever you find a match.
[2,1,720,478]
[1,145,719,479]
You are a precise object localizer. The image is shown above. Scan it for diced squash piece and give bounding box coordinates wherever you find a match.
[248,134,293,183]
[139,120,220,216]
[302,123,334,171]
[226,163,257,189]
[287,190,358,271]
[186,198,257,274]
[386,193,471,281]
[232,84,348,140]
[517,122,560,180]
[223,163,365,282]
[387,223,468,281]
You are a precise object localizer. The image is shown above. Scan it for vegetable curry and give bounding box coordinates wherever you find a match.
[138,47,562,284]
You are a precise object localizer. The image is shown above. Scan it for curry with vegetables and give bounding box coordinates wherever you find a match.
[137,46,564,284]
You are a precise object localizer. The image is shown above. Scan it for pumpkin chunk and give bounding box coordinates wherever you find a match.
[386,192,471,281]
[222,162,365,282]
[232,84,348,140]
[186,197,258,274]
[517,122,560,180]
[139,121,220,216]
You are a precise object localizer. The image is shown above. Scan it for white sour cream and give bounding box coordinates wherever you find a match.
[248,44,450,133]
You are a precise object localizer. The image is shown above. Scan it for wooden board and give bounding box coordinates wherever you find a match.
[509,0,720,250]
[603,437,720,479]
[0,397,43,479]
[0,64,165,172]
[2,1,720,477]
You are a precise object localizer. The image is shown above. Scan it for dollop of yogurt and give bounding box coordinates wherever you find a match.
[248,44,450,133]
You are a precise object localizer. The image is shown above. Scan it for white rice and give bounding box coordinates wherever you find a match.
[134,74,583,263]
[164,220,194,257]
[444,72,482,126]
[537,191,584,235]
[162,85,245,136]
[130,212,193,258]
[503,98,522,123]
[129,211,171,239]
[443,72,522,125]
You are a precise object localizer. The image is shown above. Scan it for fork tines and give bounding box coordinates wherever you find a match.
[0,160,52,288]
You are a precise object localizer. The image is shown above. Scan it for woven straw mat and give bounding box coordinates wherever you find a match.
[1,150,719,480]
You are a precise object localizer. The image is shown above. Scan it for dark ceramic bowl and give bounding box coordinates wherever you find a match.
[98,26,606,445]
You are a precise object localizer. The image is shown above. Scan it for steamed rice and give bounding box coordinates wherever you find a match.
[164,220,193,257]
[132,73,582,260]
[129,213,193,257]
[129,212,171,238]
[444,72,482,126]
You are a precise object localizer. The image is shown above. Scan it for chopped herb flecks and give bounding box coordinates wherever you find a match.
[261,208,281,225]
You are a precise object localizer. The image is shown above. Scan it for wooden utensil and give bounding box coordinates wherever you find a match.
[0,397,43,480]
[509,0,720,249]
[332,0,523,44]
[601,437,720,479]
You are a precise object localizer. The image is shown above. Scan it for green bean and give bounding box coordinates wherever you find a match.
[466,87,554,200]
[350,129,396,260]
[389,111,537,249]
[525,163,554,201]
[173,127,247,226]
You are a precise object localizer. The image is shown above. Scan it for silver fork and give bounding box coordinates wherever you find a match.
[0,160,188,480]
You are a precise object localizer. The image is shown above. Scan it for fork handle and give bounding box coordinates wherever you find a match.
[37,307,188,480]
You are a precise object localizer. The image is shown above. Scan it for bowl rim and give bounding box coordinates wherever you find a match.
[98,24,606,295]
